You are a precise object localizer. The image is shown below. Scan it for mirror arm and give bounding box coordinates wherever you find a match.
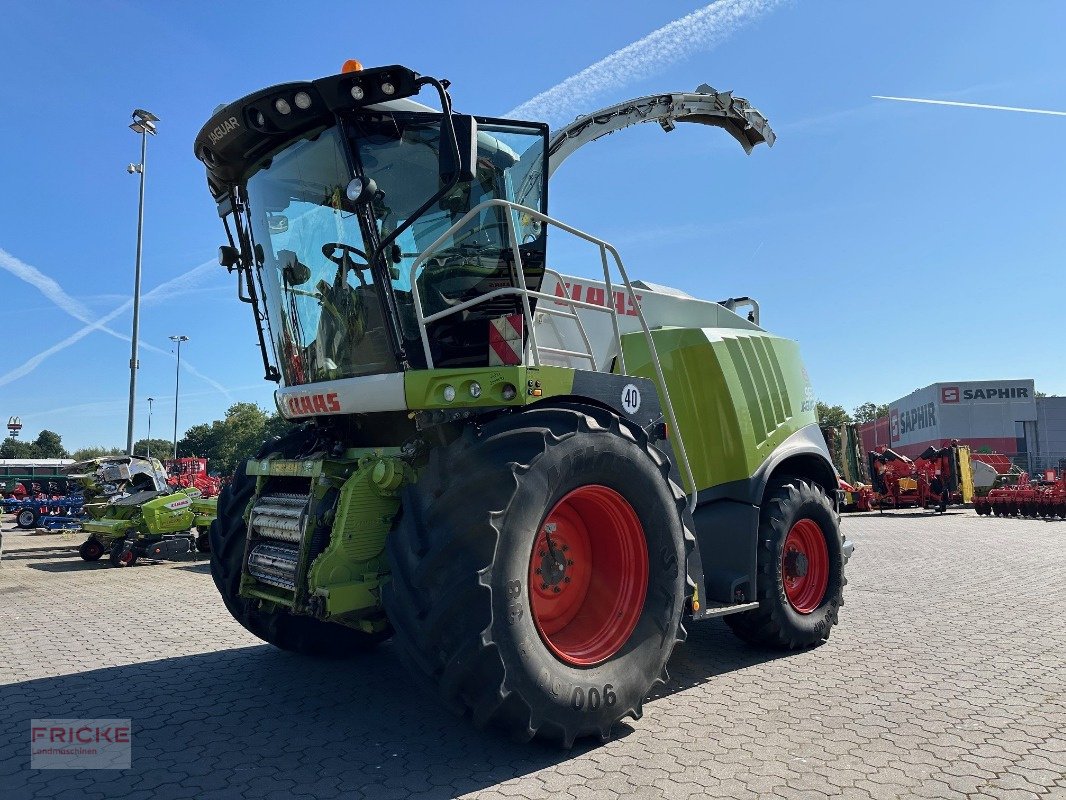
[368,76,463,265]
[229,196,281,382]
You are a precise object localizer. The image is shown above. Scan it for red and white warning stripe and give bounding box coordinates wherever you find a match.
[489,314,524,366]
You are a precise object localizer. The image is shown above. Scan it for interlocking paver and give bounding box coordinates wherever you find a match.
[0,511,1064,799]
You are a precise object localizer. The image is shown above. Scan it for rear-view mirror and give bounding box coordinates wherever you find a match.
[440,114,477,184]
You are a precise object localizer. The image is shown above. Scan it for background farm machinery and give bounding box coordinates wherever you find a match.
[163,457,222,498]
[822,424,973,513]
[974,468,1066,518]
[1,492,85,530]
[67,456,216,565]
[862,445,963,512]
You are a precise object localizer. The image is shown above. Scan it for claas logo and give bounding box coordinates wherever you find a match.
[286,392,341,416]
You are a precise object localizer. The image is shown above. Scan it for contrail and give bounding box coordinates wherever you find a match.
[1,247,230,394]
[873,95,1066,117]
[504,0,785,124]
[0,259,232,396]
[0,247,94,321]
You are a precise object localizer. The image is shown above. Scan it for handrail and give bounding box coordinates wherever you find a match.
[407,198,697,510]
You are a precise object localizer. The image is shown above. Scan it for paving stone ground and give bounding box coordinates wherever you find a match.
[0,510,1063,799]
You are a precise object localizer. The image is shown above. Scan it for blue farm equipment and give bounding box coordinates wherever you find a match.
[2,494,85,530]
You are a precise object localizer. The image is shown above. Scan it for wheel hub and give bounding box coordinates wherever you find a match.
[783,549,809,579]
[535,525,572,591]
[781,518,829,615]
[527,485,648,667]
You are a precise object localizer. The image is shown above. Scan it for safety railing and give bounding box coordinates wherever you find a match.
[408,198,697,509]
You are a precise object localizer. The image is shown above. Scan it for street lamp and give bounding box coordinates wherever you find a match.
[125,108,159,456]
[169,335,188,460]
[146,397,155,458]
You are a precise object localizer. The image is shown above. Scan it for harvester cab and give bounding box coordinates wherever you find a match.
[194,63,851,746]
[68,456,217,566]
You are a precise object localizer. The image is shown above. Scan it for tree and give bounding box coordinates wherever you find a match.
[71,446,125,461]
[133,438,174,459]
[0,430,68,459]
[177,402,290,476]
[0,437,37,459]
[816,402,851,429]
[852,402,890,424]
[34,430,68,458]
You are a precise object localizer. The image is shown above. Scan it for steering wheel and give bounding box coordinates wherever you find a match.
[322,242,369,267]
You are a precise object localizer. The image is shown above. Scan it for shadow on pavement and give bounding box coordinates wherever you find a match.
[0,618,789,798]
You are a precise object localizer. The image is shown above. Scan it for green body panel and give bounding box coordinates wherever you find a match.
[83,487,216,542]
[82,516,136,538]
[404,365,574,410]
[306,455,411,621]
[139,491,197,534]
[621,327,816,494]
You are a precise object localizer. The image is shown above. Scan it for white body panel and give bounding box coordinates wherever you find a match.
[276,373,406,419]
[534,272,759,371]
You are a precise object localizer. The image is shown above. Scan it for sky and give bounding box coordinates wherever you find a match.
[1,0,1065,451]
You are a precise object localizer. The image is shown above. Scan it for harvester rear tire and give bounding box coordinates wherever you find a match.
[725,478,845,650]
[383,404,691,746]
[208,430,390,657]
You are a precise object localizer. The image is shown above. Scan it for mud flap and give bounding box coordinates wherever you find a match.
[690,499,759,605]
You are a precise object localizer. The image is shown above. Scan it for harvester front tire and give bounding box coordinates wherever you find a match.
[208,433,390,657]
[383,404,691,746]
[726,478,845,650]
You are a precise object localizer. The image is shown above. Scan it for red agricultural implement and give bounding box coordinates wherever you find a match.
[163,458,222,498]
[864,445,960,513]
[974,469,1066,519]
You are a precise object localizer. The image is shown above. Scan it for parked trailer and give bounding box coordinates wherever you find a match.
[0,459,74,496]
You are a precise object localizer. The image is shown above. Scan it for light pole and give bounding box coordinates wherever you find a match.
[169,335,188,460]
[125,108,159,456]
[146,397,155,458]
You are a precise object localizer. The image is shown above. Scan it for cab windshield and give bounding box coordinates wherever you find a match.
[245,114,547,386]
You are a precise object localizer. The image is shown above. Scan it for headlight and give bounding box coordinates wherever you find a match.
[469,382,482,399]
[294,91,312,110]
[443,385,456,403]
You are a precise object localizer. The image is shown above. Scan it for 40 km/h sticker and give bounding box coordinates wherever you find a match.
[621,384,641,415]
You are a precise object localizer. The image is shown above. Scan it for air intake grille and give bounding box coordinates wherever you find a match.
[723,335,793,442]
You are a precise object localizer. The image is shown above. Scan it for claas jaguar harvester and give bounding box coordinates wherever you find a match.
[194,62,853,745]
